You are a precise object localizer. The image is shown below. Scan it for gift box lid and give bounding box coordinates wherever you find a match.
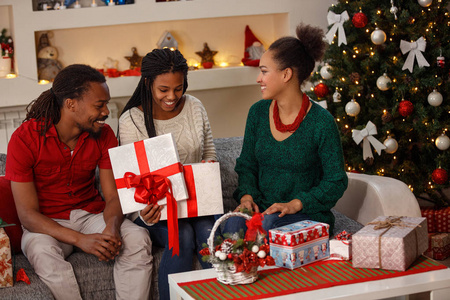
[353,216,427,238]
[269,220,329,246]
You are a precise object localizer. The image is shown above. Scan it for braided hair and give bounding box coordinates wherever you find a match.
[25,64,106,136]
[119,48,188,140]
[268,23,327,87]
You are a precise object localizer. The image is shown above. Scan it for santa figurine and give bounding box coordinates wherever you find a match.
[242,25,265,67]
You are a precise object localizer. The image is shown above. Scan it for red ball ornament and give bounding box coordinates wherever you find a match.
[398,100,414,117]
[352,12,368,28]
[432,168,448,185]
[314,83,329,98]
[227,253,233,259]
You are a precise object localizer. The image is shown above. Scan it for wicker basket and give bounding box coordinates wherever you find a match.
[206,212,260,285]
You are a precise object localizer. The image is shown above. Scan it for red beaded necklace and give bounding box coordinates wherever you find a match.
[273,93,310,133]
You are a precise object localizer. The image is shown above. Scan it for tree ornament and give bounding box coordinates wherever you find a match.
[382,110,393,124]
[432,168,448,185]
[352,11,368,28]
[400,37,430,73]
[383,136,399,154]
[219,252,228,261]
[333,89,342,102]
[124,47,143,70]
[418,0,433,7]
[398,100,414,117]
[427,89,443,107]
[320,63,333,80]
[325,11,349,46]
[251,245,259,253]
[352,121,387,159]
[376,73,392,91]
[345,99,360,116]
[314,82,329,98]
[349,72,360,83]
[435,133,450,151]
[437,56,445,68]
[371,28,386,45]
[390,0,399,20]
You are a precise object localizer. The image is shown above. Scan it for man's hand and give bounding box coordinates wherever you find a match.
[263,199,303,217]
[140,204,162,225]
[102,222,122,256]
[76,233,121,261]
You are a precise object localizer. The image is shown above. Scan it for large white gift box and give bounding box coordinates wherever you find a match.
[109,133,188,214]
[160,162,224,220]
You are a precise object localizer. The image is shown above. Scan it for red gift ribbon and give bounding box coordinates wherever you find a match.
[335,230,351,245]
[114,140,181,256]
[183,165,199,218]
[16,268,30,284]
[245,213,266,241]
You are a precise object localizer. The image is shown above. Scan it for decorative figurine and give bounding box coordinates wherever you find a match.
[124,47,143,70]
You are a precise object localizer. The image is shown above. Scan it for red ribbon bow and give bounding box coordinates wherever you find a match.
[335,230,351,245]
[245,213,266,241]
[122,172,171,205]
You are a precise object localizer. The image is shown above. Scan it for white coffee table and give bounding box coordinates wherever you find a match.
[169,266,450,300]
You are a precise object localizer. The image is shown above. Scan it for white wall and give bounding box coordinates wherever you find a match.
[0,0,336,139]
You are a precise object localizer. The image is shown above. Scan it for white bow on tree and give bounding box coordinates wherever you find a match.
[400,37,430,73]
[325,11,349,46]
[352,121,387,160]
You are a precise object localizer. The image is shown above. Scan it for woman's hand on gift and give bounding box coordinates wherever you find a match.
[263,199,303,217]
[140,203,162,225]
[235,195,259,213]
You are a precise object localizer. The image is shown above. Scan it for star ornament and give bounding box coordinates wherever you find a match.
[125,47,143,70]
[195,43,218,64]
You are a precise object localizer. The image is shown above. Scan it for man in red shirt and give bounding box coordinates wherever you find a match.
[5,64,152,300]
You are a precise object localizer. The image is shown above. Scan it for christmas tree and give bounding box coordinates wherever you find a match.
[306,0,450,205]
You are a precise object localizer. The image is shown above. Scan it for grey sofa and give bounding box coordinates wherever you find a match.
[0,136,367,300]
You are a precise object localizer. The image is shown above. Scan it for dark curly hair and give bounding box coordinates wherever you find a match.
[25,64,106,136]
[119,48,188,140]
[268,23,327,87]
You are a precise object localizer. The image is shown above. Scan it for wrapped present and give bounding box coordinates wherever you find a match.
[435,207,450,233]
[352,216,428,271]
[424,233,450,260]
[159,162,224,220]
[0,228,13,288]
[328,230,352,261]
[420,207,436,233]
[109,133,189,255]
[269,220,330,269]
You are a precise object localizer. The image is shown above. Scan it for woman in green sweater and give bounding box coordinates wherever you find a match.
[225,23,348,234]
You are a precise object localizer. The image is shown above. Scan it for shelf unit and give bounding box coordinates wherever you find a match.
[0,0,334,108]
[0,0,291,107]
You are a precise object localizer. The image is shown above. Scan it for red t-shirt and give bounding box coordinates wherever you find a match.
[5,119,118,219]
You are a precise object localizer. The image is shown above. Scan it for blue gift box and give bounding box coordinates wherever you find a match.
[269,220,330,269]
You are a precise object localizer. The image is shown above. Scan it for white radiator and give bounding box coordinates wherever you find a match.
[0,103,119,154]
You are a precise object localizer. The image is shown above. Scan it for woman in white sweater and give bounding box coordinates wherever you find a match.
[118,48,217,300]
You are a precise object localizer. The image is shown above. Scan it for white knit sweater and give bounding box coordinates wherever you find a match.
[118,94,217,164]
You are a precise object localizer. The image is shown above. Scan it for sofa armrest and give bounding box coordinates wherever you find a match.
[333,172,421,225]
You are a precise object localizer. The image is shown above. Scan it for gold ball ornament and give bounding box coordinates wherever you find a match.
[427,89,443,107]
[418,0,433,7]
[320,63,333,80]
[435,133,450,151]
[345,99,360,116]
[371,28,386,45]
[383,136,399,154]
[377,73,392,91]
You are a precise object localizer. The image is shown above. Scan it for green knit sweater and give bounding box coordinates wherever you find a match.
[233,99,348,232]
